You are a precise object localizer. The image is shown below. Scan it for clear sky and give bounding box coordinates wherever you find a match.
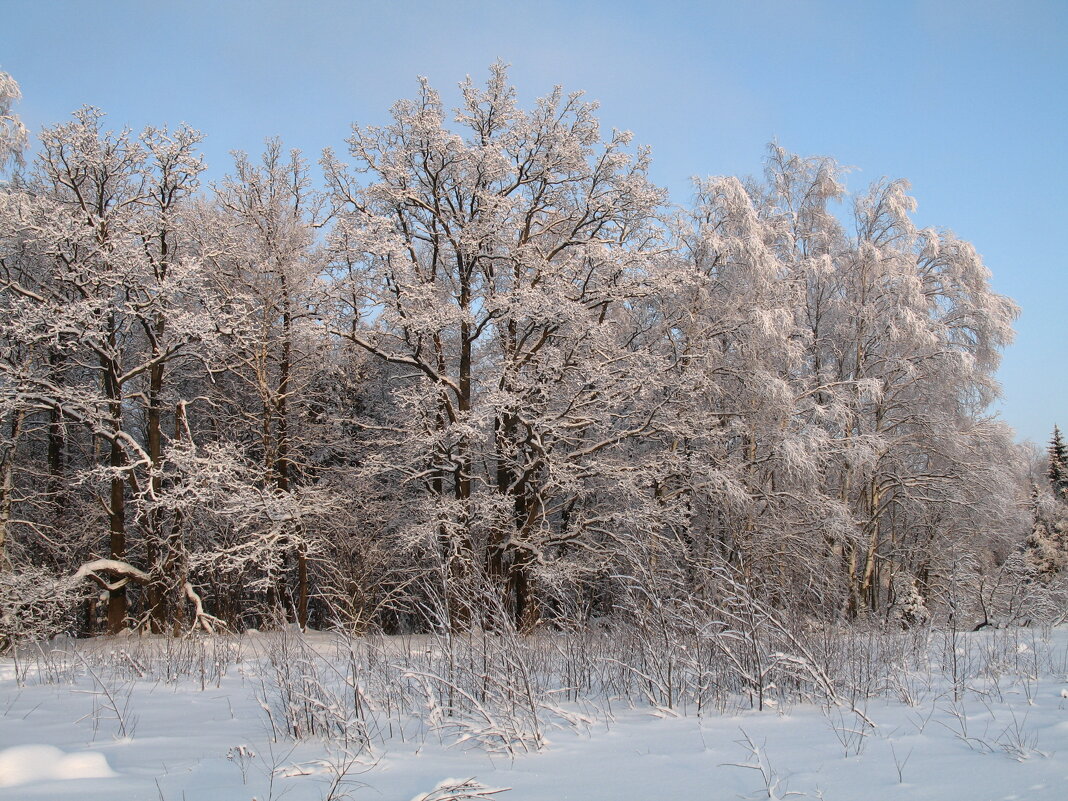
[1,0,1065,445]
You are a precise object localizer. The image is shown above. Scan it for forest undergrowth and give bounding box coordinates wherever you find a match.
[9,618,1067,756]
[5,613,1068,800]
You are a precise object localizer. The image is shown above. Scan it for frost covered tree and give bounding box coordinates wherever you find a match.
[199,141,326,627]
[186,140,377,630]
[1021,429,1068,587]
[825,176,1019,617]
[0,65,1032,640]
[0,71,27,173]
[0,71,29,586]
[0,109,215,632]
[659,145,1022,623]
[324,64,670,629]
[657,169,821,609]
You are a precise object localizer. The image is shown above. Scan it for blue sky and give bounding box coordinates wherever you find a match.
[2,0,1064,445]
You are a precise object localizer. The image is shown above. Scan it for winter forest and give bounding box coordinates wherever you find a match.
[3,63,1060,641]
[1,63,1068,799]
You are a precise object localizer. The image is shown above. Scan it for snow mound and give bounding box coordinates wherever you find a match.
[0,744,116,788]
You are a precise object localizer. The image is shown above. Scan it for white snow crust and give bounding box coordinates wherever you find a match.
[2,629,1068,799]
[0,744,115,788]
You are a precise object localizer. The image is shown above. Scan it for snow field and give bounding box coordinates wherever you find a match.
[1,626,1067,800]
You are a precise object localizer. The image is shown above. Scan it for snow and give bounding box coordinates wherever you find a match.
[0,745,115,788]
[2,629,1068,799]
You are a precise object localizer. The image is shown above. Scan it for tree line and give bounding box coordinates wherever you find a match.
[0,65,1058,643]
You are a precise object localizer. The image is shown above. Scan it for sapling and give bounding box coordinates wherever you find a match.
[721,728,804,800]
[889,742,913,784]
[995,708,1044,761]
[74,650,137,739]
[227,744,257,785]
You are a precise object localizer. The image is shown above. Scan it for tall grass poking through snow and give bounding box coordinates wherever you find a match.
[6,614,1068,761]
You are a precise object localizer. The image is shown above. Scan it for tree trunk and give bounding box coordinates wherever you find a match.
[296,543,309,630]
[0,410,24,573]
[146,339,167,632]
[106,434,127,633]
[104,320,128,634]
[859,480,884,613]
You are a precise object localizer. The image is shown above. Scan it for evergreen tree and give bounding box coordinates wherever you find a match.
[1048,426,1068,500]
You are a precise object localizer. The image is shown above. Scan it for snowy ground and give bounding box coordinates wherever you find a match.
[2,627,1067,800]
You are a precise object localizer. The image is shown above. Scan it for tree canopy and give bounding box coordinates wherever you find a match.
[0,66,1040,642]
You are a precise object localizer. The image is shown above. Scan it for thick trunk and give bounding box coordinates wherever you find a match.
[296,543,309,630]
[103,321,128,634]
[166,402,190,634]
[509,548,539,632]
[47,349,66,509]
[146,347,167,631]
[0,410,25,573]
[106,434,127,633]
[490,411,514,619]
[845,542,860,619]
[430,322,472,631]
